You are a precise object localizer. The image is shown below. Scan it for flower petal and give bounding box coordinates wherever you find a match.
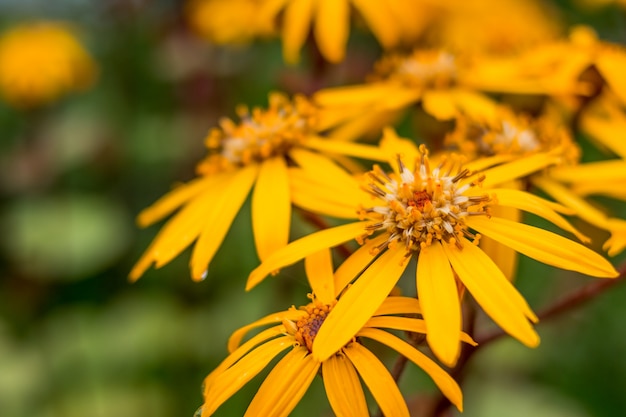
[373,296,421,316]
[358,328,463,411]
[417,241,462,367]
[313,246,410,361]
[305,249,336,305]
[244,347,320,417]
[478,151,563,188]
[333,234,387,295]
[282,0,314,64]
[252,157,291,261]
[202,335,292,416]
[305,135,389,161]
[247,221,369,290]
[313,0,349,63]
[190,164,258,280]
[350,0,399,48]
[322,353,369,417]
[467,216,618,278]
[442,240,540,347]
[344,343,409,417]
[228,310,306,353]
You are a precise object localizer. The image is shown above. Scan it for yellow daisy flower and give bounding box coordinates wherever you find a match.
[199,249,467,417]
[0,21,97,108]
[257,0,426,64]
[130,92,385,282]
[247,130,618,367]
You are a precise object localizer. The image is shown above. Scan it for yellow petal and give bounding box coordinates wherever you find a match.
[364,316,476,346]
[136,175,221,227]
[442,240,540,347]
[244,347,320,417]
[358,327,464,411]
[313,0,349,63]
[305,135,389,161]
[246,221,369,290]
[313,83,394,106]
[282,0,314,64]
[325,108,404,142]
[343,343,409,417]
[373,296,421,316]
[334,234,387,295]
[190,164,258,281]
[491,187,588,242]
[479,203,521,281]
[227,310,305,353]
[312,246,409,361]
[548,160,626,183]
[252,157,291,261]
[203,335,292,416]
[417,241,462,367]
[596,48,626,105]
[479,151,563,188]
[468,216,618,278]
[422,90,458,120]
[350,0,399,48]
[322,354,369,417]
[305,249,336,305]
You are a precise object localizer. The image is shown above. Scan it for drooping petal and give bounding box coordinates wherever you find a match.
[305,249,336,305]
[373,296,421,316]
[228,310,306,352]
[467,216,618,278]
[358,328,463,412]
[252,157,291,261]
[313,246,410,361]
[350,0,399,49]
[190,164,258,280]
[596,48,626,105]
[417,241,462,367]
[343,343,409,417]
[442,240,540,347]
[333,234,386,295]
[548,160,626,183]
[422,90,458,120]
[282,0,315,64]
[479,202,521,281]
[478,151,563,188]
[289,148,363,190]
[313,0,349,63]
[202,336,292,416]
[364,316,476,346]
[313,83,393,107]
[247,222,369,290]
[322,353,369,417]
[244,347,320,417]
[491,187,588,242]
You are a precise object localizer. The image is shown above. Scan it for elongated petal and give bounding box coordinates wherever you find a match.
[137,175,221,227]
[344,343,409,417]
[596,48,626,106]
[289,148,363,190]
[252,157,291,261]
[313,247,410,361]
[422,90,458,120]
[244,347,320,417]
[323,354,369,417]
[247,222,369,290]
[203,336,292,416]
[442,240,540,347]
[350,0,399,48]
[228,310,305,352]
[334,234,387,295]
[190,164,258,280]
[468,216,618,278]
[479,151,563,188]
[548,160,626,183]
[282,0,314,64]
[373,296,421,316]
[313,83,393,106]
[417,241,462,366]
[358,328,463,411]
[491,187,588,242]
[314,0,349,63]
[479,203,521,281]
[364,316,476,346]
[305,135,389,161]
[305,249,336,305]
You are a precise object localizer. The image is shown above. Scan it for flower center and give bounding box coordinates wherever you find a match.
[372,49,457,89]
[196,93,318,174]
[289,300,334,353]
[360,146,491,254]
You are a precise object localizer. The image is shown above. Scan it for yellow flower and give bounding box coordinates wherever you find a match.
[130,92,384,282]
[199,249,467,417]
[0,21,97,108]
[185,0,274,45]
[257,0,426,64]
[247,130,618,367]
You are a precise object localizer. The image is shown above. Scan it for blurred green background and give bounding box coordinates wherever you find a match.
[1,1,626,417]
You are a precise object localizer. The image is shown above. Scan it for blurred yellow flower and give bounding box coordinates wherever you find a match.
[200,249,466,416]
[247,130,618,367]
[0,21,97,108]
[130,92,384,282]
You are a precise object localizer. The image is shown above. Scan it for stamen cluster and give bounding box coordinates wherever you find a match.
[196,93,318,174]
[360,146,491,254]
[286,300,335,353]
[371,49,457,89]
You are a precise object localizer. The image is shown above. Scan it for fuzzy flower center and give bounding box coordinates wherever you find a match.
[285,300,334,353]
[196,93,318,174]
[360,146,491,254]
[372,49,457,89]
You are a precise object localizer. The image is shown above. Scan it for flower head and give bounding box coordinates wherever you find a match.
[248,130,618,367]
[130,92,384,282]
[199,249,466,417]
[0,21,97,108]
